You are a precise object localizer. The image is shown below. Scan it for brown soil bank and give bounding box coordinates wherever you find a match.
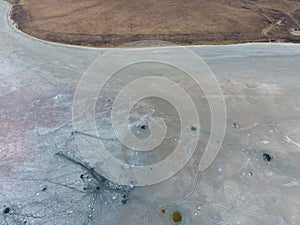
[8,0,300,47]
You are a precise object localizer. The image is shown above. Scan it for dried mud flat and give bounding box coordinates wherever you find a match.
[1,0,300,224]
[7,0,300,47]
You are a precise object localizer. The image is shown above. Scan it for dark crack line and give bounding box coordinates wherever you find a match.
[72,130,117,141]
[54,152,132,196]
[55,152,106,185]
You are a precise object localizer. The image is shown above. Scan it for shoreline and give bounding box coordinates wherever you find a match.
[3,0,300,50]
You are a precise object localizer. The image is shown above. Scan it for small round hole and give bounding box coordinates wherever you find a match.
[3,207,10,214]
[263,153,272,162]
[140,125,148,130]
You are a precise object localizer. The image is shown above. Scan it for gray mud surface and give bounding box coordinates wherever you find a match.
[1,1,300,224]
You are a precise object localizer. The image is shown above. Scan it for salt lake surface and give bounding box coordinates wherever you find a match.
[0,1,300,224]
